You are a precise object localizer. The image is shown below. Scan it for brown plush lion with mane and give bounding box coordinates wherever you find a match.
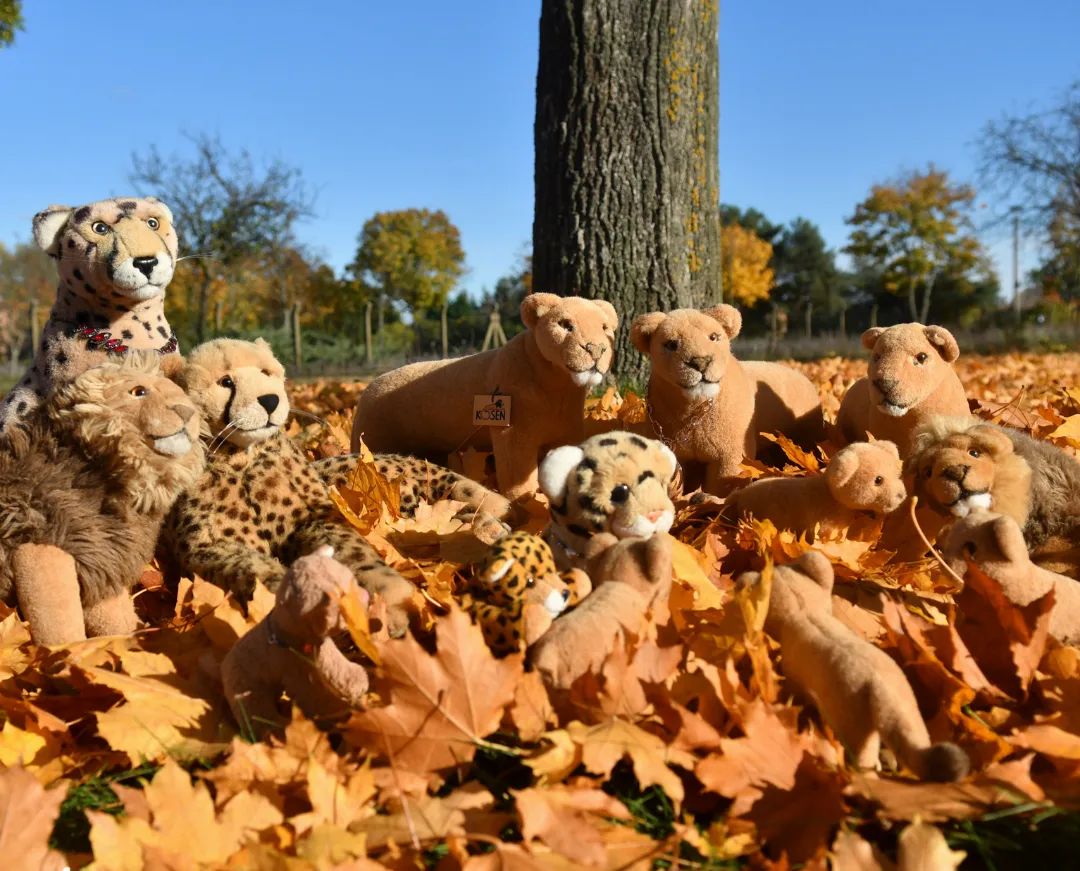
[0,352,204,644]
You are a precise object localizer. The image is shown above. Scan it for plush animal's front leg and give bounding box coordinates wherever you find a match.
[13,543,86,645]
[311,639,369,707]
[180,542,287,599]
[83,590,138,637]
[280,641,367,724]
[491,427,540,500]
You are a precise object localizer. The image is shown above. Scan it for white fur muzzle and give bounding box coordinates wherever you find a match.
[612,509,674,538]
[685,381,720,401]
[570,369,603,388]
[153,431,193,457]
[878,401,909,417]
[111,252,175,299]
[950,492,992,518]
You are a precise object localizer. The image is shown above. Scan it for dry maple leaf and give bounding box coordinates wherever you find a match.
[513,785,632,868]
[346,606,521,774]
[0,766,67,871]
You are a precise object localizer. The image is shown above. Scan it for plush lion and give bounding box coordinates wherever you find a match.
[0,197,181,435]
[724,441,906,538]
[836,323,970,457]
[0,354,204,644]
[631,305,823,494]
[941,511,1080,646]
[537,431,678,571]
[351,293,619,500]
[166,339,416,636]
[737,551,969,781]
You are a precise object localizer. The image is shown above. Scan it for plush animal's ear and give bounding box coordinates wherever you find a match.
[481,557,515,584]
[157,354,186,382]
[658,443,678,480]
[793,550,834,589]
[969,423,1013,456]
[520,293,562,329]
[734,570,760,592]
[593,299,619,332]
[703,304,742,339]
[989,514,1028,563]
[924,325,959,362]
[538,444,586,502]
[861,327,886,350]
[825,446,860,488]
[630,312,666,354]
[311,545,335,559]
[33,205,73,255]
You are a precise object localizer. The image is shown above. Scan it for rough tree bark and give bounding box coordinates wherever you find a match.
[533,0,721,382]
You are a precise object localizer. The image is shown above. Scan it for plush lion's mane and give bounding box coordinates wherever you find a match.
[0,357,203,607]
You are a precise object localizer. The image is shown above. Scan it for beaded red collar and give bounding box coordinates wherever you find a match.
[72,325,179,356]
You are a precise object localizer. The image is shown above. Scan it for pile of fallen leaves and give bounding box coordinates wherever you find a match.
[5,352,1080,870]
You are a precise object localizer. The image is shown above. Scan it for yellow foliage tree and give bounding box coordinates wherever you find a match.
[721,224,774,306]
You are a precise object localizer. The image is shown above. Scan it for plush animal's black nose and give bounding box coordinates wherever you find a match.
[873,377,898,394]
[171,404,194,423]
[687,355,712,373]
[942,464,969,483]
[561,589,570,601]
[257,394,280,414]
[132,256,158,278]
[584,342,605,360]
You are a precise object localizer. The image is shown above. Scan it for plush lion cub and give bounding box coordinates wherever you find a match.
[724,441,906,537]
[631,305,823,494]
[737,551,969,781]
[352,293,618,500]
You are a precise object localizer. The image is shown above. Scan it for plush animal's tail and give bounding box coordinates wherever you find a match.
[873,680,970,782]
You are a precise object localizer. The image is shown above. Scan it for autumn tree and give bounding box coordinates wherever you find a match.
[772,218,845,329]
[347,209,465,358]
[979,82,1080,301]
[130,134,314,345]
[720,224,774,306]
[0,0,22,48]
[533,0,720,380]
[0,241,53,364]
[845,167,985,323]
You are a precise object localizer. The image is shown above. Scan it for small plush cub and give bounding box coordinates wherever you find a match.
[468,531,591,656]
[737,551,969,781]
[941,510,1080,646]
[724,441,906,537]
[221,546,370,737]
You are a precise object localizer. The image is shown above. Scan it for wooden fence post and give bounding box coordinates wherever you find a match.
[291,303,302,371]
[29,302,41,353]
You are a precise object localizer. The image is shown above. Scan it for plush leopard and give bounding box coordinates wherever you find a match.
[0,197,181,435]
[314,452,514,523]
[537,431,679,571]
[467,531,591,656]
[165,338,416,636]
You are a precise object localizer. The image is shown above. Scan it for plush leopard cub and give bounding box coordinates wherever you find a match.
[166,338,416,636]
[467,531,591,656]
[1,198,180,434]
[314,453,514,522]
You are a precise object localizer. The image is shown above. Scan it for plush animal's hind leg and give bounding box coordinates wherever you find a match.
[83,590,138,637]
[13,543,86,645]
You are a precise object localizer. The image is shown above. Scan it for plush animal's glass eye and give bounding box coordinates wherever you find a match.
[91,221,109,235]
[963,541,977,557]
[610,484,630,503]
[261,369,272,377]
[915,352,929,364]
[219,375,235,389]
[147,217,160,230]
[663,339,678,352]
[130,385,148,397]
[710,333,721,342]
[969,448,981,458]
[874,476,884,485]
[526,576,536,587]
[559,319,574,332]
[923,467,933,478]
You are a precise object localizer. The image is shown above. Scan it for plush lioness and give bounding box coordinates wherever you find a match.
[351,293,619,500]
[631,305,823,494]
[537,431,678,571]
[836,324,971,457]
[166,338,416,636]
[1,353,204,644]
[0,197,181,435]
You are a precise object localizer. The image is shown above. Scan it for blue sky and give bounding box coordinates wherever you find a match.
[1,1,1077,300]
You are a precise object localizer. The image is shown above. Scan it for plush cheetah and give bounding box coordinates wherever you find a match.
[467,531,591,656]
[314,452,514,523]
[165,338,416,636]
[0,198,180,435]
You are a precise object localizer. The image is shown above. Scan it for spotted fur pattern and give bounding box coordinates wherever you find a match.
[0,198,180,435]
[468,531,590,656]
[314,453,513,521]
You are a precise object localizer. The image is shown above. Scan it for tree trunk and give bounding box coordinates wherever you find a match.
[364,302,374,367]
[441,300,449,359]
[533,0,720,381]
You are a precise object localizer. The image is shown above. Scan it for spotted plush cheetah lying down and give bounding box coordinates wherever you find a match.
[0,197,180,435]
[165,338,417,636]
